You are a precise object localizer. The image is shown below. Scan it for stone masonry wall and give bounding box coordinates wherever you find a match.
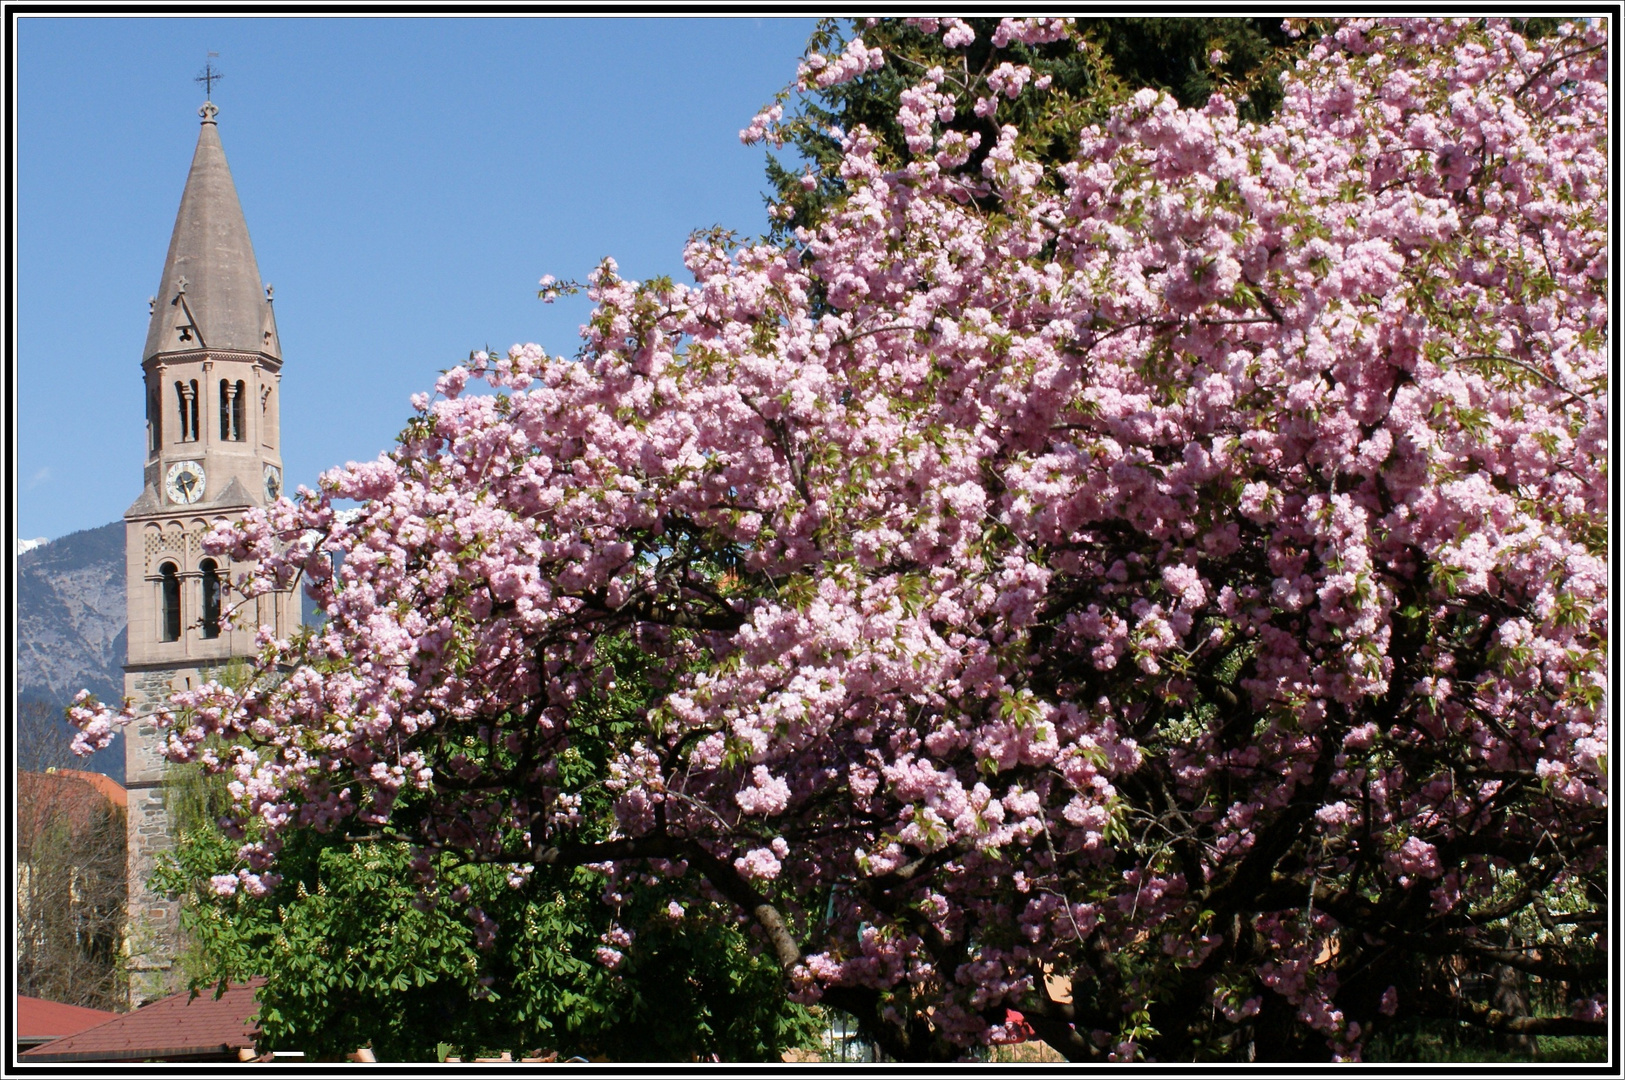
[123,665,187,1007]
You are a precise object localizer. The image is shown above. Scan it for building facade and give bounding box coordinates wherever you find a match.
[123,100,299,1007]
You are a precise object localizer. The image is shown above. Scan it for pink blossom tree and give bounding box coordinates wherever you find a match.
[78,18,1607,1061]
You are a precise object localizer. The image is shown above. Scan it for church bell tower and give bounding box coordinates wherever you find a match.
[123,98,298,1006]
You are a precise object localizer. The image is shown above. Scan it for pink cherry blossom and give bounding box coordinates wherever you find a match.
[71,16,1606,1063]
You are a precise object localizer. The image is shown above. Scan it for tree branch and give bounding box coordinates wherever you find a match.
[1418,997,1605,1038]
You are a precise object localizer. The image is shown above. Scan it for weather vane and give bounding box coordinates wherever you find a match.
[195,53,222,100]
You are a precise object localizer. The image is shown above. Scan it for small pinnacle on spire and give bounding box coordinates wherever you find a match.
[264,284,274,302]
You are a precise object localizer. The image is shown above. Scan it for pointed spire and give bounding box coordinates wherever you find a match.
[144,104,280,363]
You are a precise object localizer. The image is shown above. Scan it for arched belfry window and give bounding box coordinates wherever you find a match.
[147,384,161,452]
[200,558,222,639]
[160,562,181,642]
[261,385,277,448]
[219,379,249,441]
[176,380,198,442]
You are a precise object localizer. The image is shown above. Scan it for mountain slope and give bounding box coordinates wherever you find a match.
[16,521,127,779]
[17,521,126,705]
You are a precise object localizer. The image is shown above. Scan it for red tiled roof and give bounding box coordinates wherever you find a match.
[52,768,128,809]
[21,979,264,1062]
[16,770,126,853]
[17,996,120,1041]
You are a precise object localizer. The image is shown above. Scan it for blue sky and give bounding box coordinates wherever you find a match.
[14,15,819,542]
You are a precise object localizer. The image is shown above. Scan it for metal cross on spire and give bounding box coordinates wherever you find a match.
[195,53,222,100]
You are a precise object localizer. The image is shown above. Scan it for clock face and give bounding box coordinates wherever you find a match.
[264,464,283,501]
[165,460,206,504]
